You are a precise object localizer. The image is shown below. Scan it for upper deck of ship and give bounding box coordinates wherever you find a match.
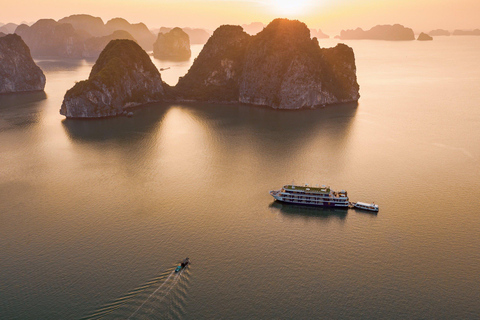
[282,185,348,197]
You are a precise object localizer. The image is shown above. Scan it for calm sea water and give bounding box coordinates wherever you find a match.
[1,39,479,319]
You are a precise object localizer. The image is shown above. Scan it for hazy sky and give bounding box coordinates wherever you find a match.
[1,0,479,34]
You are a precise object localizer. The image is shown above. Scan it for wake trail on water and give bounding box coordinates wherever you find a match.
[128,270,176,319]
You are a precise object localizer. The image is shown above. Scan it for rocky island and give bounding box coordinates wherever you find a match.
[417,32,433,41]
[173,19,359,109]
[83,30,136,59]
[429,29,450,36]
[0,34,46,94]
[60,39,163,118]
[453,29,480,36]
[153,27,191,60]
[156,27,211,44]
[15,19,87,58]
[339,24,415,40]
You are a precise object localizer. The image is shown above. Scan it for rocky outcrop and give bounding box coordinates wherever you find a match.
[417,32,433,41]
[105,18,155,50]
[0,32,5,38]
[60,39,163,118]
[310,28,329,39]
[339,24,415,40]
[429,29,450,36]
[174,19,359,109]
[15,19,86,58]
[0,23,18,34]
[155,27,211,44]
[153,27,191,60]
[173,25,250,101]
[0,34,46,94]
[58,14,107,37]
[83,30,136,58]
[453,29,480,36]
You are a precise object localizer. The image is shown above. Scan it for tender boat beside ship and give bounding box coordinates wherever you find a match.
[270,184,349,208]
[351,202,379,212]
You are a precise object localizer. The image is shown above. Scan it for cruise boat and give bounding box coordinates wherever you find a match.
[269,184,349,208]
[352,202,379,212]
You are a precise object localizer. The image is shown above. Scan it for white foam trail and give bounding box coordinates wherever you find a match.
[128,270,175,319]
[156,270,183,304]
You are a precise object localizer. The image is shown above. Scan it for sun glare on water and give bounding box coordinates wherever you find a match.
[269,0,314,15]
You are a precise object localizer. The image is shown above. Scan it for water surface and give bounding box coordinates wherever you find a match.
[0,37,479,319]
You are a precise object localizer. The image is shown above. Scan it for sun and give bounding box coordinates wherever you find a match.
[270,0,313,15]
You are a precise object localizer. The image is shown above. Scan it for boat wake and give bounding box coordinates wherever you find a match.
[82,264,191,320]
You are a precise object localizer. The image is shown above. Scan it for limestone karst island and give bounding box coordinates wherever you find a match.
[60,19,360,118]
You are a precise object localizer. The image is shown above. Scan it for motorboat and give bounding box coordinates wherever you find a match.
[175,258,190,272]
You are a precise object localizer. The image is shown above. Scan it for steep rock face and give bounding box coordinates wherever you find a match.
[340,24,415,40]
[429,29,450,36]
[239,19,358,108]
[0,34,46,94]
[58,14,107,37]
[175,19,359,109]
[105,18,155,50]
[60,40,163,118]
[15,19,86,58]
[174,25,250,101]
[153,27,191,60]
[83,30,136,58]
[417,32,433,41]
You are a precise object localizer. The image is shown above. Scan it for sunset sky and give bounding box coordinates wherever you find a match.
[2,0,479,34]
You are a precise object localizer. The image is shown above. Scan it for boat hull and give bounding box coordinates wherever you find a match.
[272,198,349,208]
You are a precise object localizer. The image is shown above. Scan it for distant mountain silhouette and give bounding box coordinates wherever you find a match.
[417,32,433,41]
[105,18,155,50]
[241,22,265,35]
[154,27,211,44]
[15,19,87,58]
[0,23,19,34]
[428,29,450,36]
[339,24,415,40]
[58,14,108,37]
[310,28,329,39]
[452,29,480,36]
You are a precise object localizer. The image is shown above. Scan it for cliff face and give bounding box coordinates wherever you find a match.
[175,19,359,109]
[83,30,136,58]
[417,32,433,41]
[60,40,163,118]
[105,18,155,50]
[0,34,46,94]
[153,27,191,60]
[339,24,415,40]
[15,19,86,58]
[174,25,250,101]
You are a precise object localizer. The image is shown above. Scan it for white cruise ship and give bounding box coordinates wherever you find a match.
[270,184,349,208]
